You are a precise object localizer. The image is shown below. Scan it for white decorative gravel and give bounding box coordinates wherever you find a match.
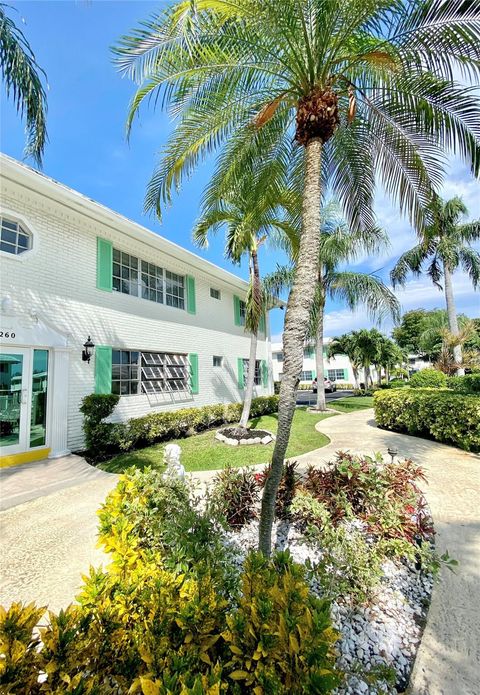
[224,520,433,694]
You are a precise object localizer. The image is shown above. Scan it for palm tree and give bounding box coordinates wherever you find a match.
[391,196,480,374]
[375,336,405,385]
[115,0,480,555]
[327,334,362,389]
[266,219,400,410]
[350,328,384,388]
[0,4,48,165]
[193,172,293,428]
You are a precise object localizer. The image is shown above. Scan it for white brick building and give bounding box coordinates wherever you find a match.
[0,155,273,465]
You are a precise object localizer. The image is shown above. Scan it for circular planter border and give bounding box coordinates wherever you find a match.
[215,428,276,447]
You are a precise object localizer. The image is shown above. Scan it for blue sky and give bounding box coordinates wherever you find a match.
[2,0,479,342]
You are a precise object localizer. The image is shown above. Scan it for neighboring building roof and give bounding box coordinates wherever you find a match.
[0,153,251,293]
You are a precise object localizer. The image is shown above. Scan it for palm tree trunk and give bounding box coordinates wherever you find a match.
[377,365,382,387]
[239,250,261,427]
[239,331,258,428]
[258,137,323,556]
[352,365,359,389]
[364,365,370,388]
[443,262,464,375]
[315,296,327,411]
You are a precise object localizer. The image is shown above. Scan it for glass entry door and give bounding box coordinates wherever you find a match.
[0,348,31,455]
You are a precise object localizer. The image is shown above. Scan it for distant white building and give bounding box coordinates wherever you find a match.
[271,338,356,385]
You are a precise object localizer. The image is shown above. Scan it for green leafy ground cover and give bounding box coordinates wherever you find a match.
[101,407,333,474]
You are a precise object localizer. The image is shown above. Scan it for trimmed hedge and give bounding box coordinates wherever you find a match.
[409,368,447,388]
[81,393,280,462]
[374,388,480,452]
[447,374,480,394]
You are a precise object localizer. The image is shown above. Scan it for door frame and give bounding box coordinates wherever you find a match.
[0,347,32,455]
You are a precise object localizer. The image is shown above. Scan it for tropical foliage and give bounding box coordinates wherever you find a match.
[115,0,480,553]
[193,166,292,427]
[374,388,480,451]
[0,3,47,164]
[391,196,480,373]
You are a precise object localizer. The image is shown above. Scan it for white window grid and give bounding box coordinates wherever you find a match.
[112,350,140,395]
[210,288,221,300]
[112,350,190,395]
[300,370,313,381]
[327,369,346,381]
[243,359,261,386]
[276,352,284,362]
[113,248,185,310]
[213,356,223,367]
[0,217,32,256]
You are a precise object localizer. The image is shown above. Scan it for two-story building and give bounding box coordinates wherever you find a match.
[0,154,273,466]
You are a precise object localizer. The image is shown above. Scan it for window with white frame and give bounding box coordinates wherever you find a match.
[0,216,32,256]
[213,355,223,367]
[300,370,313,381]
[276,352,284,362]
[327,369,347,381]
[243,358,261,386]
[210,287,221,300]
[112,248,185,310]
[112,349,189,395]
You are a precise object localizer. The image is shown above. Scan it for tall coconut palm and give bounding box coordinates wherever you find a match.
[193,172,294,428]
[350,328,384,387]
[265,219,400,410]
[0,4,47,164]
[115,0,480,555]
[375,336,405,384]
[391,196,480,374]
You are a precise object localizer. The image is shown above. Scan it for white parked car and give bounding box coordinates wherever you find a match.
[312,377,337,393]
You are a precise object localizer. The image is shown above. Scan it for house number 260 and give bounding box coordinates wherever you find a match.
[0,331,16,338]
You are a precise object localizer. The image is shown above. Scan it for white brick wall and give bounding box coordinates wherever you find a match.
[0,168,273,450]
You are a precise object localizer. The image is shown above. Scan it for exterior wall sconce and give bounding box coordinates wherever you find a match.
[82,336,95,363]
[387,446,398,464]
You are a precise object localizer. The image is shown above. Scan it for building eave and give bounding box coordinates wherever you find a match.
[0,153,250,293]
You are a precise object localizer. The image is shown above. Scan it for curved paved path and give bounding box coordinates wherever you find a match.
[310,411,480,695]
[1,410,478,694]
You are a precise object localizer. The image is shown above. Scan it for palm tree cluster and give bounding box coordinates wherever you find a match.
[116,0,480,554]
[329,330,405,388]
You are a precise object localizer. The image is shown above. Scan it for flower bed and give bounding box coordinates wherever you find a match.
[1,455,451,695]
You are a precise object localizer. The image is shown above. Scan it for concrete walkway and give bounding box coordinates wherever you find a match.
[0,410,478,693]
[0,454,112,511]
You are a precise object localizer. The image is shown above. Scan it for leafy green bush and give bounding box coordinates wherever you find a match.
[256,460,301,520]
[211,465,259,528]
[409,368,447,388]
[447,373,480,394]
[374,389,480,451]
[81,394,279,462]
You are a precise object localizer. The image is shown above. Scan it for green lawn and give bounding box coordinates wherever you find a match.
[100,407,334,474]
[329,396,374,412]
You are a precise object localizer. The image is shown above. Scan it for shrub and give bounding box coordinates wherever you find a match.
[256,460,301,520]
[81,394,279,462]
[409,368,447,388]
[223,551,341,694]
[447,373,480,394]
[374,388,480,451]
[211,466,259,528]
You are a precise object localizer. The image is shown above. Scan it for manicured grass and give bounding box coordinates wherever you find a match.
[329,396,374,412]
[100,407,334,474]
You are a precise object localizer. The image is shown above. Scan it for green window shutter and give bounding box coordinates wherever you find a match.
[237,358,245,389]
[261,360,268,388]
[343,369,348,380]
[96,237,113,292]
[259,312,266,334]
[186,275,196,315]
[189,353,199,394]
[95,346,112,394]
[312,370,316,379]
[233,295,241,326]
